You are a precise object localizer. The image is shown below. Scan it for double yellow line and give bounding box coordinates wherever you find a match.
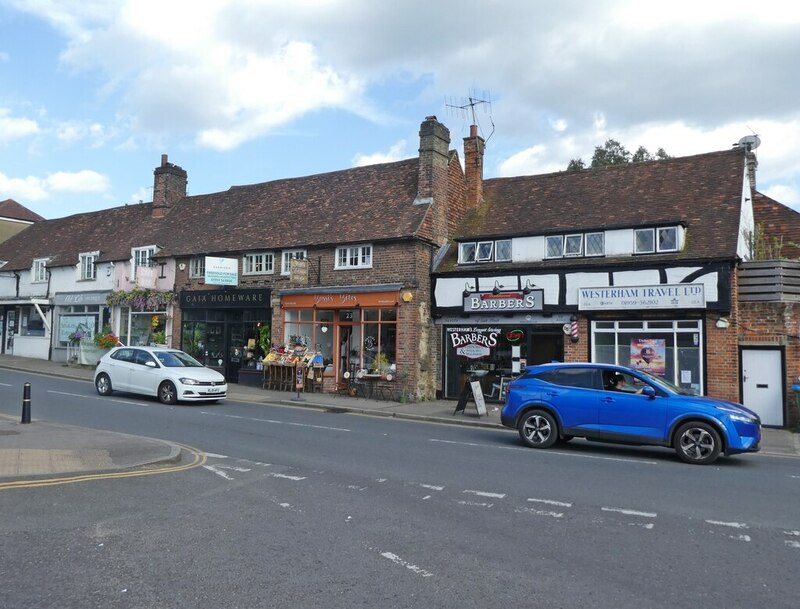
[0,443,207,490]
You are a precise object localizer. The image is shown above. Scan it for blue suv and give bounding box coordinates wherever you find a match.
[501,363,761,465]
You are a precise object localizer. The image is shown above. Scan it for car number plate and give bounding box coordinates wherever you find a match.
[207,387,221,393]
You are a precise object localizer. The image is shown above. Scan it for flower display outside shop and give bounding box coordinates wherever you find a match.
[95,331,119,349]
[106,288,176,311]
[68,330,85,345]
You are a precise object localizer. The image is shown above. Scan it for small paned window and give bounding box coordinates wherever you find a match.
[79,252,97,280]
[335,245,372,269]
[132,247,155,279]
[243,252,274,275]
[476,242,494,262]
[545,235,564,258]
[282,249,307,275]
[459,242,477,264]
[189,257,205,278]
[33,259,48,282]
[564,234,583,257]
[634,229,655,254]
[658,227,678,252]
[585,232,605,256]
[495,239,512,262]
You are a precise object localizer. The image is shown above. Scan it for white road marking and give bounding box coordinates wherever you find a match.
[0,382,12,386]
[267,472,306,481]
[201,410,350,432]
[514,507,564,518]
[463,489,506,499]
[49,390,149,406]
[204,452,229,459]
[347,485,367,491]
[48,390,89,398]
[376,478,387,482]
[785,540,800,548]
[203,465,234,480]
[429,438,658,464]
[214,465,251,473]
[279,503,292,509]
[420,484,444,491]
[422,495,431,500]
[783,530,800,536]
[379,552,434,578]
[528,498,572,508]
[730,534,751,542]
[628,522,655,530]
[602,507,657,518]
[458,500,494,508]
[705,520,748,529]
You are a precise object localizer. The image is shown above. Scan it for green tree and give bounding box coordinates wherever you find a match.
[567,139,672,170]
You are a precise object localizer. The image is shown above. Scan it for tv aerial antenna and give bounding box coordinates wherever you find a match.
[445,89,495,143]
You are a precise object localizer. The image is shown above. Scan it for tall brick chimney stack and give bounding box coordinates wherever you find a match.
[745,150,758,193]
[152,154,187,219]
[416,116,451,205]
[463,124,485,209]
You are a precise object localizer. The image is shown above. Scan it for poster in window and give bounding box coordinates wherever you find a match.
[630,338,666,375]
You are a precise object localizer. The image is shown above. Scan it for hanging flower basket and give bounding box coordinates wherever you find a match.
[106,288,176,311]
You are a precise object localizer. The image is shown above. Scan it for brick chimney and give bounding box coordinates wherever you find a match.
[416,116,450,206]
[152,154,187,219]
[745,150,758,192]
[463,124,485,209]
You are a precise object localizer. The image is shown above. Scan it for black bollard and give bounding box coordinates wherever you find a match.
[21,382,31,424]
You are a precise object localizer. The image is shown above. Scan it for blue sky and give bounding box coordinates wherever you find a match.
[1,0,799,219]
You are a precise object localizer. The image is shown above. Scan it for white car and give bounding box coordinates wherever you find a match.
[95,346,227,404]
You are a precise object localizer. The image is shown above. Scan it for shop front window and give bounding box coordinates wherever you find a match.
[591,320,702,394]
[19,306,49,336]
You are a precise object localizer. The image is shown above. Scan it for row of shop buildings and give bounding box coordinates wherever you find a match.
[1,116,799,428]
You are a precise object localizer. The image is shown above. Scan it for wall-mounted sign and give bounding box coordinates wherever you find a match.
[463,290,543,313]
[578,284,706,311]
[448,326,500,359]
[180,288,270,309]
[205,256,239,286]
[506,329,524,343]
[282,291,399,308]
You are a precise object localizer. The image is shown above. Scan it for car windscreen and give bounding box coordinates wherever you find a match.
[154,351,204,368]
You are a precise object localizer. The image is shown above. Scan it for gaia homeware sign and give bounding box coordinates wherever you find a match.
[463,290,543,312]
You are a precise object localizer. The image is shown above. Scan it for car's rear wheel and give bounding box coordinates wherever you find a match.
[158,381,178,405]
[674,421,721,465]
[95,373,112,396]
[518,409,558,449]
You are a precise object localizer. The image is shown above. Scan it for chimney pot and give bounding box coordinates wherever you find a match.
[161,154,168,167]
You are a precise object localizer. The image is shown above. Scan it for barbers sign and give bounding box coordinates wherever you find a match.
[463,290,543,313]
[448,326,500,359]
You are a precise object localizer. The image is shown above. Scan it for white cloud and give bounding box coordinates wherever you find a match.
[45,170,110,193]
[0,172,49,201]
[352,140,407,167]
[0,108,40,141]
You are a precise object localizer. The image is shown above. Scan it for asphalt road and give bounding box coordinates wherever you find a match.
[1,370,799,608]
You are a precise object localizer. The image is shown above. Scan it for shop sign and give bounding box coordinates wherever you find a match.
[282,291,399,308]
[205,256,239,286]
[448,326,500,360]
[54,291,109,306]
[578,284,706,311]
[463,290,543,313]
[180,288,271,309]
[505,329,524,343]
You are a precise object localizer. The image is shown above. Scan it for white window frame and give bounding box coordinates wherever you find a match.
[459,242,477,264]
[243,252,274,275]
[476,241,494,262]
[132,246,156,279]
[657,226,678,252]
[633,228,655,254]
[494,239,512,262]
[189,257,205,278]
[32,258,48,283]
[545,235,564,259]
[585,232,605,257]
[336,244,372,269]
[281,249,307,275]
[564,234,583,257]
[79,251,98,280]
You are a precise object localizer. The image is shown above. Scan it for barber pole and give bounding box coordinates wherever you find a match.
[570,315,579,343]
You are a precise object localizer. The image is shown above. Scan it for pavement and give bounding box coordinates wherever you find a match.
[1,354,798,481]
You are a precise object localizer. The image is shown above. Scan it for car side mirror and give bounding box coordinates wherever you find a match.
[145,360,158,368]
[642,385,656,399]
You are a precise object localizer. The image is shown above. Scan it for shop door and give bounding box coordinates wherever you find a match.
[227,324,245,382]
[741,348,784,426]
[4,309,15,354]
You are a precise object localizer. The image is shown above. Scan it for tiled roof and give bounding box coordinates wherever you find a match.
[153,159,428,257]
[0,199,44,222]
[454,148,747,262]
[0,204,160,270]
[753,191,800,259]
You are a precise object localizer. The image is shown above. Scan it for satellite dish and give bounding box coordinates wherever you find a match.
[737,135,761,151]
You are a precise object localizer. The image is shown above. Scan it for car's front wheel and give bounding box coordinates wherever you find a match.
[158,381,178,405]
[674,421,721,465]
[518,409,558,449]
[95,373,113,396]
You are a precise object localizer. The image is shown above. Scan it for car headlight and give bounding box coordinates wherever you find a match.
[729,413,756,424]
[179,377,201,385]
